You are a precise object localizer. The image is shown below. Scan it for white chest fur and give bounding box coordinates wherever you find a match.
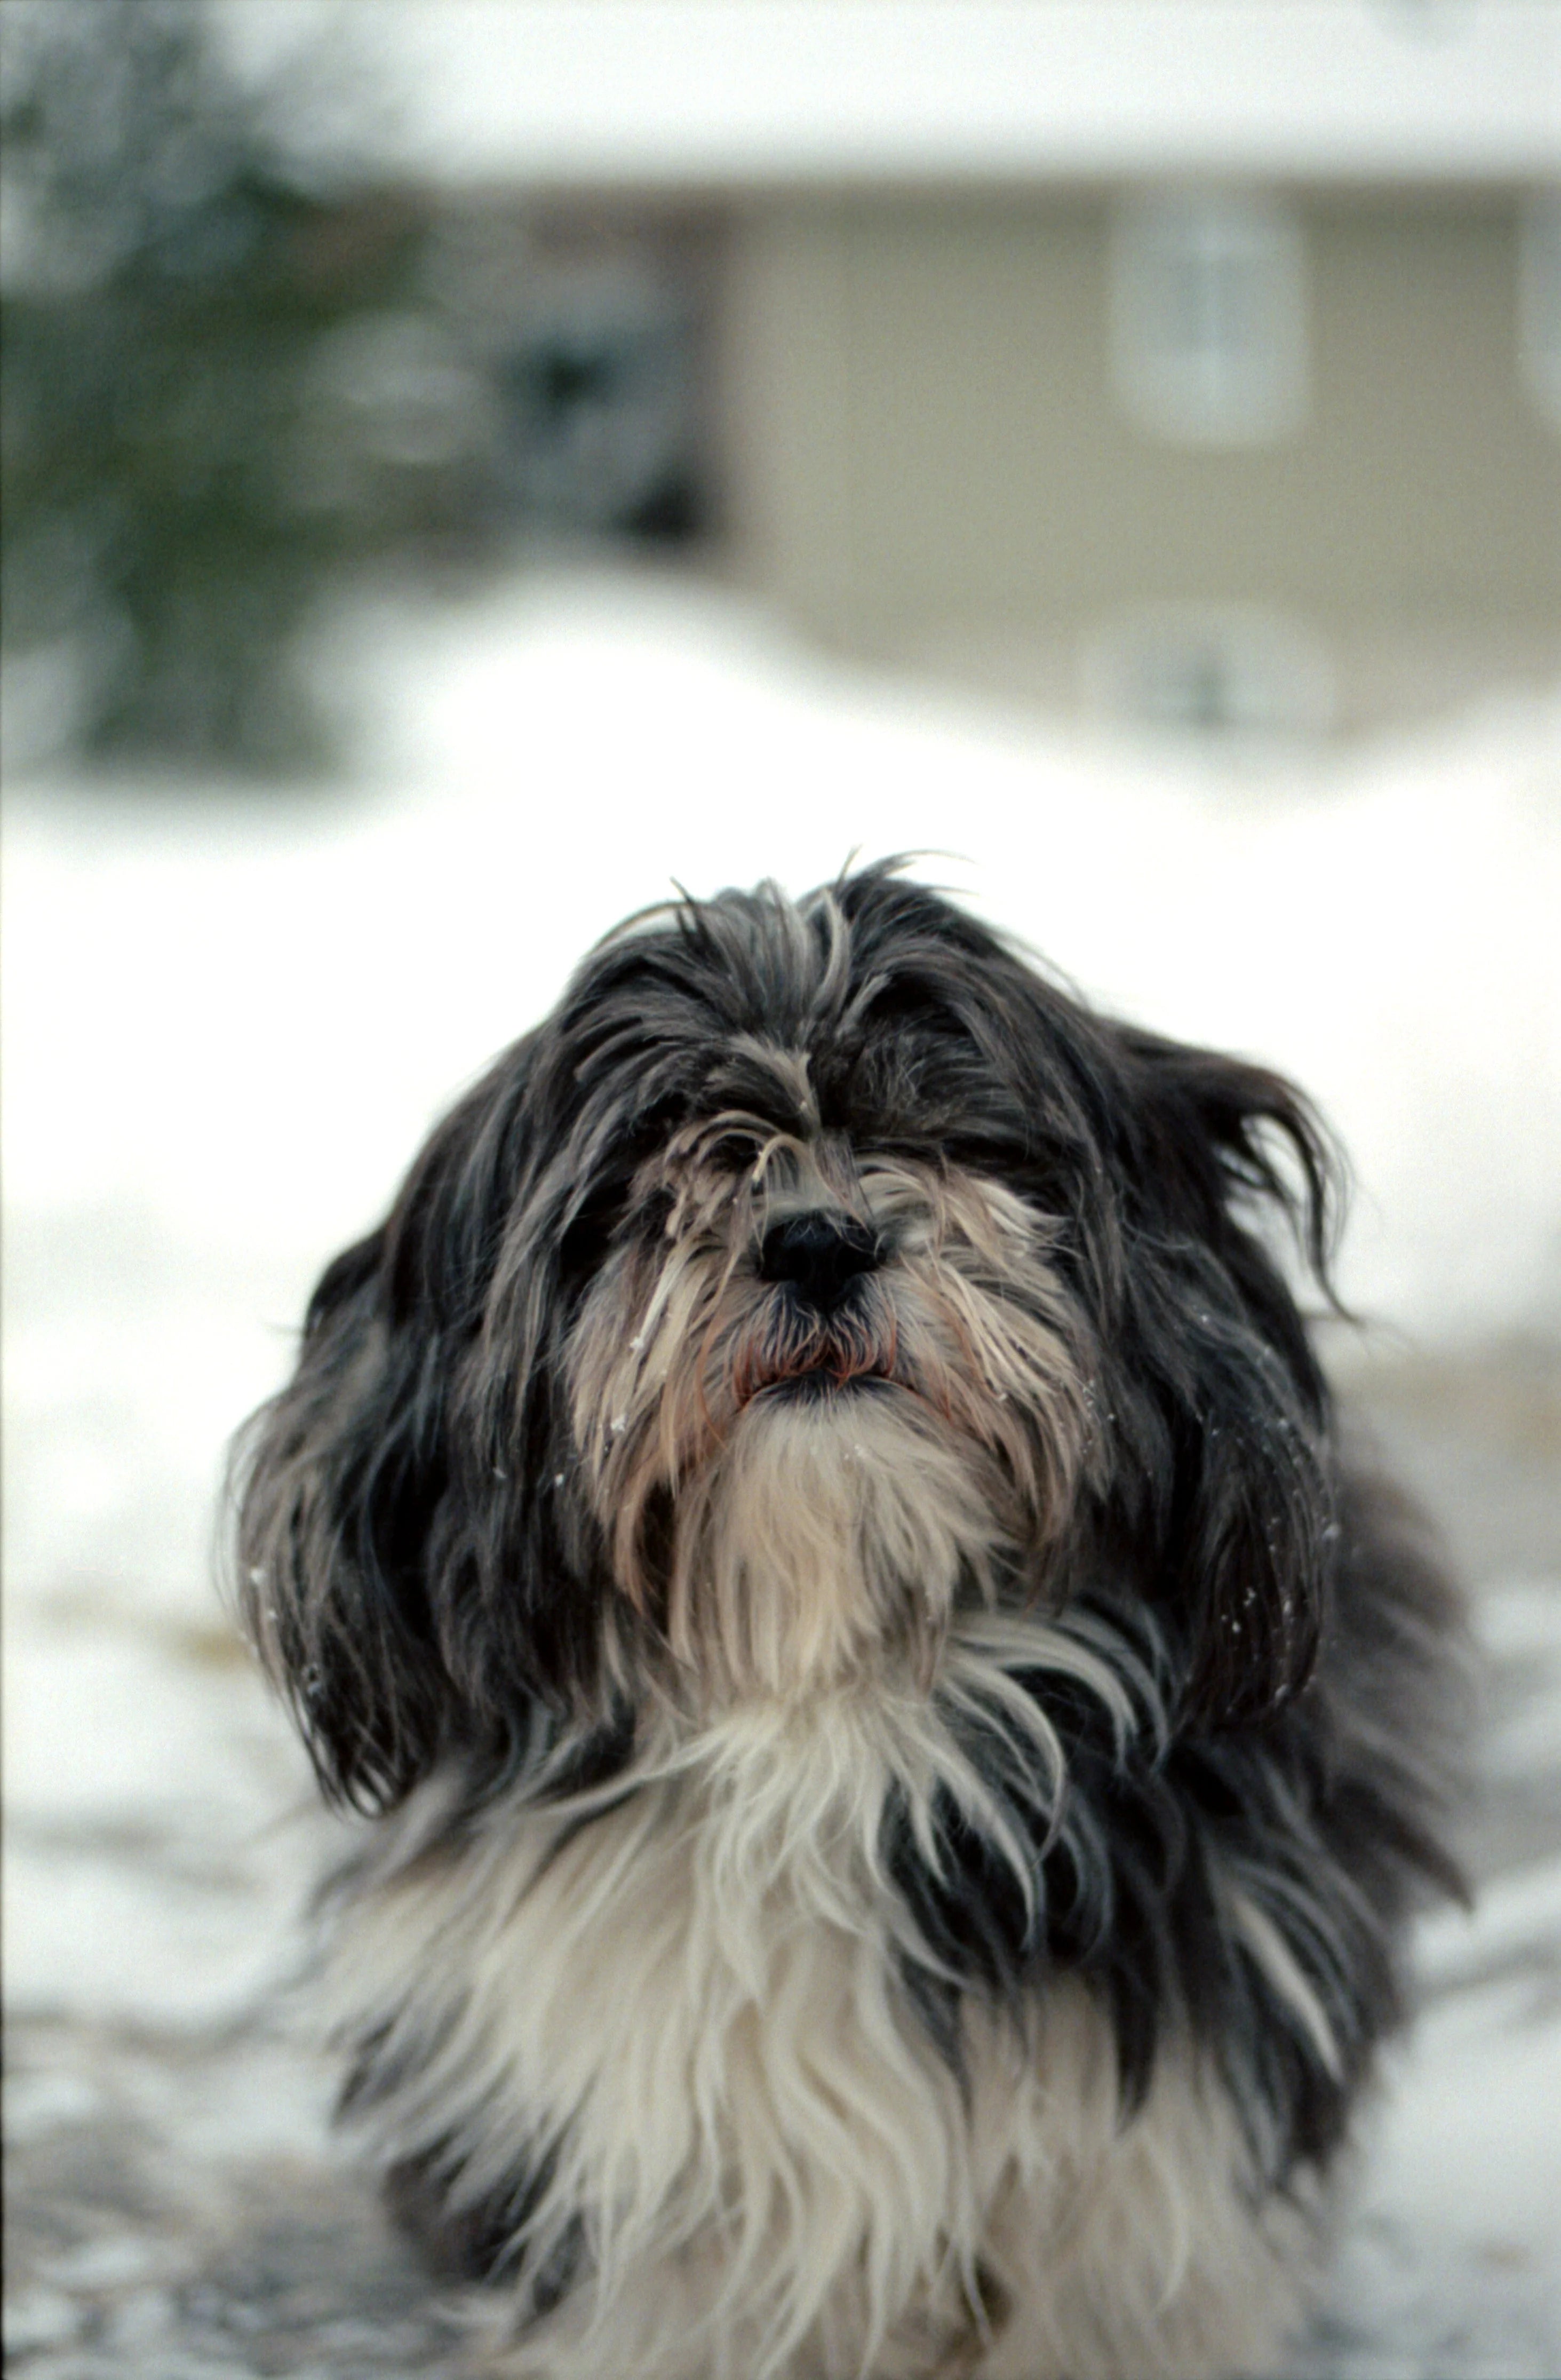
[322,1680,1309,2380]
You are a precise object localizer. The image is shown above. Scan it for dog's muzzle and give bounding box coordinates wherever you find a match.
[758,1209,883,1314]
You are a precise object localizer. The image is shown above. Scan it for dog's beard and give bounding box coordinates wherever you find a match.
[570,1124,1098,1703]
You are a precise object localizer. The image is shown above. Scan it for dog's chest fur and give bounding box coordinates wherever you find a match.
[325,1685,1307,2380]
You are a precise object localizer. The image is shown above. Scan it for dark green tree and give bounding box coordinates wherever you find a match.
[1,0,428,772]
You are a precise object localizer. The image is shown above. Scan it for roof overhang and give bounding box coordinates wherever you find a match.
[227,1,1561,190]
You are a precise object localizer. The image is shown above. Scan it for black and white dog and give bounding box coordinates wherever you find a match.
[234,867,1463,2379]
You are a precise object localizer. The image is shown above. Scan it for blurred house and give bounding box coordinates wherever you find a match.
[370,2,1561,738]
[716,178,1560,736]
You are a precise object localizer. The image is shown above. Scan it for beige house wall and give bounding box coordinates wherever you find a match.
[718,190,1561,728]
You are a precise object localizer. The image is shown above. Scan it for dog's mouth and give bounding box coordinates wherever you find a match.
[723,1304,895,1409]
[732,1319,899,1408]
[744,1358,895,1403]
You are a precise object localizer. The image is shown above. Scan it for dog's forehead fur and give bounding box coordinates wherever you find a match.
[540,872,1099,1157]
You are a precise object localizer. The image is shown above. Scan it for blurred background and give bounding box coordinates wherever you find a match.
[4,5,1559,2376]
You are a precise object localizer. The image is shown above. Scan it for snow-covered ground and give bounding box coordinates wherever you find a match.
[4,573,1560,2376]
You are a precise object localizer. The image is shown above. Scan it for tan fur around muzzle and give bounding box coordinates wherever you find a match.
[569,1132,1099,1703]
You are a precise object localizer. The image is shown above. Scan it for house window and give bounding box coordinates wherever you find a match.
[497,261,705,540]
[1519,191,1561,429]
[1083,606,1333,743]
[1110,192,1308,446]
[431,208,719,546]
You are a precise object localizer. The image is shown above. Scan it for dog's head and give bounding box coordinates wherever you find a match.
[234,867,1342,1808]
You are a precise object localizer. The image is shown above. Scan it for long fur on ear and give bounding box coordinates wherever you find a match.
[230,1200,458,1810]
[1105,1030,1346,1726]
[231,1037,572,1811]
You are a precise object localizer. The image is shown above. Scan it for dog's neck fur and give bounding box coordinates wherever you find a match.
[661,1395,1014,1706]
[322,1607,1303,2380]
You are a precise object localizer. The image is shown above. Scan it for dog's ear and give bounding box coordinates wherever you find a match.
[229,1052,558,1810]
[230,1210,461,1808]
[1109,1031,1344,1728]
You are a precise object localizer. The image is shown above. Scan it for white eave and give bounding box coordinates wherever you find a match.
[290,1,1561,189]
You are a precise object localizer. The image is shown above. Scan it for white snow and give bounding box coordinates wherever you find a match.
[7,573,1556,1344]
[3,571,1558,2370]
[3,558,1557,1672]
[2,572,1557,1669]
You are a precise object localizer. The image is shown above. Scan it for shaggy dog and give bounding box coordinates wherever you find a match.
[234,866,1463,2379]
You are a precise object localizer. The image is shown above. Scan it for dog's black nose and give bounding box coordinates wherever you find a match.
[759,1210,882,1312]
